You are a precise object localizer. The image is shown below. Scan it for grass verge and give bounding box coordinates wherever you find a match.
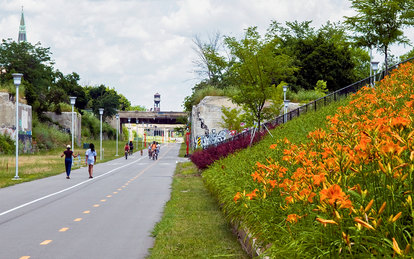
[0,140,146,188]
[149,162,248,259]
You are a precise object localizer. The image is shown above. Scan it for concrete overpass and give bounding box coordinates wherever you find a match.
[108,111,187,140]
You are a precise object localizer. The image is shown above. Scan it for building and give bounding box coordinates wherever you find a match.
[18,6,27,43]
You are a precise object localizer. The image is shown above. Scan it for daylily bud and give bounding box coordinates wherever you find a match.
[378,202,387,215]
[364,199,374,213]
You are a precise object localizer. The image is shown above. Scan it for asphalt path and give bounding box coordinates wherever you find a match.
[0,143,188,259]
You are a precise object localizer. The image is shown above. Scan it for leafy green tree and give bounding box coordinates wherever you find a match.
[344,0,414,72]
[54,71,88,110]
[192,33,230,87]
[0,39,55,115]
[220,107,244,132]
[400,48,414,62]
[127,105,146,111]
[267,21,366,91]
[118,94,131,111]
[224,27,297,127]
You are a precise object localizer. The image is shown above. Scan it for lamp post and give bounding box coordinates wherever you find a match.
[136,118,138,149]
[282,85,289,101]
[371,61,379,87]
[115,114,119,156]
[99,108,104,160]
[69,96,77,154]
[128,118,131,142]
[12,73,23,180]
[284,100,290,123]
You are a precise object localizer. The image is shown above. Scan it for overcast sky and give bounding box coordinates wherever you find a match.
[1,0,413,111]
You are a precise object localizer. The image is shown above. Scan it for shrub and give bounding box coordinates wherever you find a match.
[0,134,14,154]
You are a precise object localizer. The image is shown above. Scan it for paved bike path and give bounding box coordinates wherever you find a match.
[0,143,187,259]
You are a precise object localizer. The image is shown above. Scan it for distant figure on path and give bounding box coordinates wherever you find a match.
[85,143,97,178]
[60,145,79,179]
[124,142,130,159]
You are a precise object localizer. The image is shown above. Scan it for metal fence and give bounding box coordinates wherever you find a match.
[203,57,414,149]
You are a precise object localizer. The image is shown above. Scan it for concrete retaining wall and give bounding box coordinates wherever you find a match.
[191,96,241,149]
[44,112,82,147]
[0,92,32,153]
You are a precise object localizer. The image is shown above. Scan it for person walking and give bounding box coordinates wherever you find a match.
[85,143,97,178]
[60,145,79,179]
[129,140,134,155]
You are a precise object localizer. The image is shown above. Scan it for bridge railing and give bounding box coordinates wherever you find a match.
[202,57,414,149]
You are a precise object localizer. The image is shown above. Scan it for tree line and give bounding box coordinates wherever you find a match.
[0,39,145,121]
[185,0,414,127]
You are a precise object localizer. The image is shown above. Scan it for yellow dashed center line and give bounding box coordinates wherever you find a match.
[117,188,122,191]
[93,204,100,207]
[106,195,112,198]
[40,240,52,245]
[74,218,82,222]
[100,199,106,202]
[20,256,30,259]
[122,186,126,188]
[113,192,118,194]
[59,227,69,232]
[83,210,90,214]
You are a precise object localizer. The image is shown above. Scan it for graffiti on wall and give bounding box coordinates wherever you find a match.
[194,129,230,149]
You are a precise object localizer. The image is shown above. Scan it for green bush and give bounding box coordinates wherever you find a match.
[0,134,14,154]
[81,111,115,140]
[32,116,70,150]
[287,89,326,103]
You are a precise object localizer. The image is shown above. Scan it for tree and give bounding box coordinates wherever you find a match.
[344,0,414,72]
[220,107,244,133]
[192,33,230,87]
[224,27,297,127]
[54,71,88,110]
[0,39,55,115]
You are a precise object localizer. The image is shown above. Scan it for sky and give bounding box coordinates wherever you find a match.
[0,0,413,111]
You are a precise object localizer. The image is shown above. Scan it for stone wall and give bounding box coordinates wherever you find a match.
[0,92,32,152]
[44,111,82,147]
[191,96,241,149]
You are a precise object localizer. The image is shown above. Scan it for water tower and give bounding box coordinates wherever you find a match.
[154,93,160,112]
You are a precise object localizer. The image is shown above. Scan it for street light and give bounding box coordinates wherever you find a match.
[284,100,290,123]
[128,118,131,142]
[282,85,289,101]
[99,108,104,160]
[69,96,77,155]
[136,118,138,149]
[115,114,119,156]
[371,61,379,87]
[12,73,23,180]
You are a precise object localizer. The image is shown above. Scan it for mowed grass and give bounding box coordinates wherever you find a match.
[0,140,146,188]
[149,162,248,259]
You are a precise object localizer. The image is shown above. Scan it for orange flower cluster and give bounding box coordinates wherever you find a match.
[233,61,414,255]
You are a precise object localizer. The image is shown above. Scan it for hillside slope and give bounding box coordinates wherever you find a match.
[202,62,414,258]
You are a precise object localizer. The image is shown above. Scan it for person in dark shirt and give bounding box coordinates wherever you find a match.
[61,145,79,179]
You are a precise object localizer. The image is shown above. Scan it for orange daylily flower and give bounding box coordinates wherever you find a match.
[245,189,258,200]
[286,214,300,223]
[316,217,338,227]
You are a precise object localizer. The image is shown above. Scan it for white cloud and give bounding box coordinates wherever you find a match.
[0,0,413,111]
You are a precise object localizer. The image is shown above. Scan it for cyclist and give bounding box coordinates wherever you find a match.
[124,142,130,159]
[156,142,160,158]
[150,141,157,159]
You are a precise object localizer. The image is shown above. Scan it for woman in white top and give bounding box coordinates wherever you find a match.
[85,143,97,178]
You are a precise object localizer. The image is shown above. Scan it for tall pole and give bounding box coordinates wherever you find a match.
[128,118,131,142]
[69,97,77,153]
[116,114,119,156]
[136,118,138,149]
[12,73,23,180]
[99,108,104,160]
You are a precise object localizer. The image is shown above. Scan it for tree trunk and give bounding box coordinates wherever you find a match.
[384,45,389,75]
